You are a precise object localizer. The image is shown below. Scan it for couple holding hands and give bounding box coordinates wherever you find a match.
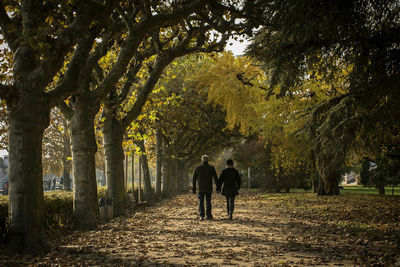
[192,155,241,221]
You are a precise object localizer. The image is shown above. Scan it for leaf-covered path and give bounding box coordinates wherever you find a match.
[2,191,400,266]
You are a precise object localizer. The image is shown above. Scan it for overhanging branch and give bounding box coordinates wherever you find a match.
[0,3,20,51]
[57,101,73,121]
[47,33,96,104]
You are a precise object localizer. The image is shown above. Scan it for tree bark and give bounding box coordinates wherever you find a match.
[316,162,340,195]
[131,154,135,201]
[377,170,385,195]
[7,83,50,252]
[155,129,162,198]
[125,154,128,190]
[180,160,189,191]
[137,140,154,202]
[103,113,126,217]
[173,159,180,194]
[138,156,142,202]
[162,156,173,197]
[62,121,72,191]
[69,95,99,229]
[378,183,385,194]
[310,149,318,193]
[315,150,341,195]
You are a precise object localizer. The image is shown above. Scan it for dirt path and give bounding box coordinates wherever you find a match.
[3,191,397,266]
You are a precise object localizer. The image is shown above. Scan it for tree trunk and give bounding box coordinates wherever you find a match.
[155,129,162,198]
[125,154,128,190]
[316,154,340,195]
[310,149,318,193]
[172,159,178,195]
[179,160,189,192]
[103,114,126,217]
[131,154,135,201]
[378,184,385,194]
[317,170,340,195]
[69,95,99,229]
[62,123,72,191]
[377,173,385,195]
[162,156,173,197]
[161,143,168,197]
[7,85,50,252]
[161,157,168,197]
[137,140,154,202]
[138,155,142,202]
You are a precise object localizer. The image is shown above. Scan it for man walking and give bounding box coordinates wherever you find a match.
[217,159,241,220]
[192,155,219,220]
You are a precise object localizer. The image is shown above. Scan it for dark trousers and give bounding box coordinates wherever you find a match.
[225,195,236,214]
[198,193,212,218]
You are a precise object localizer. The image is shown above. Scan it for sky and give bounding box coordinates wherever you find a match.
[225,37,249,56]
[0,150,7,157]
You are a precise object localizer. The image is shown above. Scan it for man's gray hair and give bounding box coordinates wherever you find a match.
[201,155,209,162]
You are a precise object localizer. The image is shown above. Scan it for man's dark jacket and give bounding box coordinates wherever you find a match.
[217,167,241,196]
[192,162,218,194]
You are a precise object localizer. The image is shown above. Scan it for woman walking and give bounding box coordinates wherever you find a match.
[217,159,241,220]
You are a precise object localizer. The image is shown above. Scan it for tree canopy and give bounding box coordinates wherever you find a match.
[246,0,400,194]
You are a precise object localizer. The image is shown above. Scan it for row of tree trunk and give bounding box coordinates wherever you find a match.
[8,96,190,251]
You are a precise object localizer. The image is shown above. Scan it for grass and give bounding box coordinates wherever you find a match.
[257,186,400,195]
[341,185,400,195]
[279,185,400,195]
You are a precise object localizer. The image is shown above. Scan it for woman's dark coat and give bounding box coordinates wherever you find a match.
[218,167,241,196]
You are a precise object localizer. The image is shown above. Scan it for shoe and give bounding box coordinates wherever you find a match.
[228,211,233,220]
[206,216,213,220]
[199,217,204,221]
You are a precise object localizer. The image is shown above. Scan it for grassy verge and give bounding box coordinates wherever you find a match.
[341,185,400,195]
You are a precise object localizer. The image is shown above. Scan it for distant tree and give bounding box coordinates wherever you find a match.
[42,108,72,191]
[145,54,244,196]
[195,52,266,135]
[42,108,66,178]
[195,52,317,192]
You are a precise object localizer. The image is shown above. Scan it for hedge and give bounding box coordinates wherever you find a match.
[0,189,139,245]
[0,192,74,245]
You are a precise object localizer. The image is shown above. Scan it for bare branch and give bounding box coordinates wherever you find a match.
[39,2,115,86]
[143,0,152,18]
[116,4,132,31]
[57,101,73,121]
[47,33,96,104]
[0,2,20,51]
[96,0,205,101]
[121,27,209,128]
[117,59,143,106]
